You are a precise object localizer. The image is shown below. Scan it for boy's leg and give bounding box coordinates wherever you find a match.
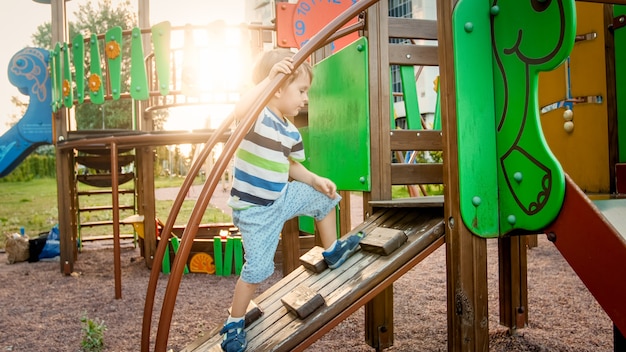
[221,278,256,352]
[316,208,338,249]
[230,278,258,317]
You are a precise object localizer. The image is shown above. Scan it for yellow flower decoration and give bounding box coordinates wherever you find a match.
[88,73,102,92]
[62,79,71,97]
[433,76,439,92]
[105,40,121,60]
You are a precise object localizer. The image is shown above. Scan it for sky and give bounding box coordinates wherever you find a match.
[0,0,246,135]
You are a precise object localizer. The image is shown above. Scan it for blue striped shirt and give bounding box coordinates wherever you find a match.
[228,107,305,209]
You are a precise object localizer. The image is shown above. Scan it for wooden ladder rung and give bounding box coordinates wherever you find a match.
[79,205,135,212]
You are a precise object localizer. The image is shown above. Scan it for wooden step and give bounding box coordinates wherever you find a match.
[79,205,135,212]
[281,285,325,319]
[80,233,136,242]
[359,227,407,256]
[299,246,328,273]
[79,220,136,228]
[77,188,135,196]
[369,195,444,208]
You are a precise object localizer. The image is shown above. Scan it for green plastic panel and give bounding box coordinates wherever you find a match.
[615,6,626,162]
[308,37,370,191]
[213,236,223,276]
[297,126,316,235]
[151,21,172,96]
[400,65,422,130]
[62,43,73,108]
[433,83,441,130]
[170,236,189,274]
[72,34,85,104]
[453,0,499,237]
[105,26,123,100]
[130,27,149,100]
[88,34,105,104]
[390,68,396,129]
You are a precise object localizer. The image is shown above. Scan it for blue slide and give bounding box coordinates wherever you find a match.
[0,47,53,177]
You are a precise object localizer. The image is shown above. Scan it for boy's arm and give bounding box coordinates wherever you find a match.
[233,57,295,120]
[289,159,337,199]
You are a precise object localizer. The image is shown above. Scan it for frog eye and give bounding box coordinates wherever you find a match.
[531,0,551,12]
[16,59,26,68]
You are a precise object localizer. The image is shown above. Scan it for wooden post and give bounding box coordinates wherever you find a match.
[282,218,301,275]
[364,1,394,349]
[364,286,394,350]
[498,236,528,333]
[437,1,490,351]
[47,0,76,274]
[338,190,352,235]
[111,142,122,299]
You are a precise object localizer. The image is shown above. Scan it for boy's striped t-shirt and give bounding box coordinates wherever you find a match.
[228,107,305,209]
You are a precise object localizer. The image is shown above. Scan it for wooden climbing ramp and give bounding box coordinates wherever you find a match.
[181,206,445,352]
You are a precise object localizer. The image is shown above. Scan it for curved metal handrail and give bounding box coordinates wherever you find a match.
[140,114,235,352]
[147,0,380,350]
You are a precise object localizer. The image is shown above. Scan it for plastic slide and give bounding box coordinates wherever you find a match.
[544,176,626,335]
[0,47,52,177]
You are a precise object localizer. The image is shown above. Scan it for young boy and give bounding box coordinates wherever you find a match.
[219,49,362,352]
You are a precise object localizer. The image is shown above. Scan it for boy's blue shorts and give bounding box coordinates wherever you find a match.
[232,181,341,284]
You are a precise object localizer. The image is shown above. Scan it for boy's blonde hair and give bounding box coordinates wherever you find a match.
[251,48,312,86]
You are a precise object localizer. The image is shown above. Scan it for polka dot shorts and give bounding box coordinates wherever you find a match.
[232,181,341,284]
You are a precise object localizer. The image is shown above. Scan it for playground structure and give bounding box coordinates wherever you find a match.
[3,0,626,351]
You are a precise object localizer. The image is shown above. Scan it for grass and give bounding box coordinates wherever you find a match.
[0,176,231,249]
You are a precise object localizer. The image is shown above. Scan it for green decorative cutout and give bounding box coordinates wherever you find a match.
[130,27,149,100]
[52,43,62,111]
[62,43,73,108]
[454,0,575,237]
[49,47,58,112]
[72,34,85,104]
[88,34,105,104]
[105,26,123,100]
[491,1,574,234]
[151,21,171,96]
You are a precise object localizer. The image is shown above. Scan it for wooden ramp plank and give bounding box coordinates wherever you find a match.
[182,208,444,352]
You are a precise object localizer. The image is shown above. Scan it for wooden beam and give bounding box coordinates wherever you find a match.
[388,18,437,40]
[389,44,439,66]
[578,0,626,4]
[390,163,443,185]
[390,130,443,151]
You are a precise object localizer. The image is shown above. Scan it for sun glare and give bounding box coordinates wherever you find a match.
[162,22,251,133]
